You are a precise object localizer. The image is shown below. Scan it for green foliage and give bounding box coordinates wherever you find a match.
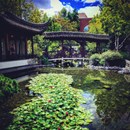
[101,50,123,60]
[101,0,130,35]
[88,15,105,34]
[49,19,62,31]
[40,68,130,129]
[86,42,96,56]
[100,50,123,65]
[56,8,79,31]
[55,18,78,31]
[28,74,73,94]
[0,75,19,101]
[33,35,45,56]
[8,74,92,130]
[39,56,49,65]
[28,8,42,23]
[41,12,49,23]
[59,7,67,18]
[90,53,101,66]
[0,0,34,18]
[90,50,124,66]
[100,0,130,50]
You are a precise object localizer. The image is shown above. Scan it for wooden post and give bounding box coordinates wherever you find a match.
[5,34,8,60]
[25,37,28,58]
[96,42,101,53]
[79,42,86,57]
[69,42,72,58]
[61,40,64,57]
[0,36,1,61]
[62,57,64,67]
[19,37,21,57]
[83,57,84,66]
[31,37,34,57]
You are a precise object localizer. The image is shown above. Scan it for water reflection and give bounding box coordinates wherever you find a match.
[42,68,130,130]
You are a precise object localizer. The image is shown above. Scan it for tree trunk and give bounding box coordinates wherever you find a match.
[114,34,129,51]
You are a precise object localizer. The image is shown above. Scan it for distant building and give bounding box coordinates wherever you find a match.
[78,13,92,32]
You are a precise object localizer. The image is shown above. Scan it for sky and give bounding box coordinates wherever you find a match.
[32,0,103,17]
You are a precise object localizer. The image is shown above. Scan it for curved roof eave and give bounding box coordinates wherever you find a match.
[0,11,49,33]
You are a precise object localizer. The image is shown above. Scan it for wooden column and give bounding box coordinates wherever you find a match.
[25,37,28,58]
[61,40,65,57]
[96,42,101,53]
[0,36,2,61]
[19,37,21,56]
[31,37,34,57]
[69,42,72,58]
[5,34,9,60]
[45,46,48,58]
[79,41,86,57]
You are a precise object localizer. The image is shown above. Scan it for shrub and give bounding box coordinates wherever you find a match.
[101,50,123,61]
[90,50,125,67]
[8,74,92,130]
[0,75,19,101]
[100,50,125,66]
[38,56,49,65]
[90,53,101,66]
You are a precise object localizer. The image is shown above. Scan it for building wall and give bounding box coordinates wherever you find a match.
[79,18,92,32]
[0,59,37,69]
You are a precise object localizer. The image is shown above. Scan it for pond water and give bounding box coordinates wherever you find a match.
[41,68,130,130]
[1,68,130,130]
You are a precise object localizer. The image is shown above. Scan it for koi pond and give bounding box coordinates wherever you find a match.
[0,68,130,130]
[41,68,130,130]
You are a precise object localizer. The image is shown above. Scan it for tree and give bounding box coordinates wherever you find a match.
[28,8,42,23]
[101,0,130,51]
[55,18,78,31]
[28,9,49,57]
[59,7,67,18]
[41,12,49,23]
[0,0,34,19]
[88,15,105,34]
[57,8,79,31]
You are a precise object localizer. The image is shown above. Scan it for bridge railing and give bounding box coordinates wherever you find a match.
[48,57,89,67]
[48,57,89,61]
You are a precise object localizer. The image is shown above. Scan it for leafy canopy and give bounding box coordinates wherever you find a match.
[101,0,130,36]
[0,0,34,19]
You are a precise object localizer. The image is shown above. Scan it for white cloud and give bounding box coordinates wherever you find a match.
[40,0,74,17]
[39,0,101,17]
[85,0,96,2]
[39,0,63,16]
[78,6,100,17]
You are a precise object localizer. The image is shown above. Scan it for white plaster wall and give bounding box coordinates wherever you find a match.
[0,59,37,69]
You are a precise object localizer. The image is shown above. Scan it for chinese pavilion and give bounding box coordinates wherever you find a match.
[0,12,48,76]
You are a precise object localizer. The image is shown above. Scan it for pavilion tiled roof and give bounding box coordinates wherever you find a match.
[0,12,49,34]
[43,31,110,42]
